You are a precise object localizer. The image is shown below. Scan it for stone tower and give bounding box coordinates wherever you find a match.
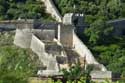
[59,13,84,48]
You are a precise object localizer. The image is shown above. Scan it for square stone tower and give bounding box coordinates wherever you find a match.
[58,13,84,48]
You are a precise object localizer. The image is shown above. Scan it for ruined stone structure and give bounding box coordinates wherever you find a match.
[0,0,114,82]
[13,13,108,77]
[41,0,62,22]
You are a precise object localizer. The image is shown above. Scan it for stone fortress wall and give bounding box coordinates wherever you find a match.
[13,0,107,70]
[12,0,112,81]
[0,0,124,80]
[13,14,107,72]
[35,0,112,81]
[41,0,62,22]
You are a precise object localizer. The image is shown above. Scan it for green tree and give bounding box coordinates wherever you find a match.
[0,0,51,20]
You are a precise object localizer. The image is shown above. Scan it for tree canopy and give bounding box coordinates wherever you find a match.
[54,0,125,76]
[0,0,53,21]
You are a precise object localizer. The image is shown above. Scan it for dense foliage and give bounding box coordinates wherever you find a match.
[29,63,125,83]
[0,0,53,21]
[54,0,125,77]
[0,32,39,83]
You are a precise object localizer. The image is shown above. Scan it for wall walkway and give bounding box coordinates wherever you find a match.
[41,0,62,22]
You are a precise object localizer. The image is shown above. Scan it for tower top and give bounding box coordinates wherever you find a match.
[63,13,84,26]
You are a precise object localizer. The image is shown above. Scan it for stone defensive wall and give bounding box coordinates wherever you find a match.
[0,20,33,30]
[30,34,51,66]
[0,20,33,25]
[41,0,62,22]
[72,32,107,71]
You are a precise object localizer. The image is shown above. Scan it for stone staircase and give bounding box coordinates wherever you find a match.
[30,35,68,76]
[64,48,80,64]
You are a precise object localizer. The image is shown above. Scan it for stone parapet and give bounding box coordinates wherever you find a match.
[90,71,112,82]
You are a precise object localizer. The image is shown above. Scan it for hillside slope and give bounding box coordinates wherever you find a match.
[0,32,40,82]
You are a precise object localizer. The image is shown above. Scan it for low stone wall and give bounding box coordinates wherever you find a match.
[73,32,98,64]
[90,71,112,82]
[30,35,60,72]
[30,35,48,64]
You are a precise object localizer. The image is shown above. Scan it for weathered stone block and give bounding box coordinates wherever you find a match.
[14,28,32,48]
[60,25,74,48]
